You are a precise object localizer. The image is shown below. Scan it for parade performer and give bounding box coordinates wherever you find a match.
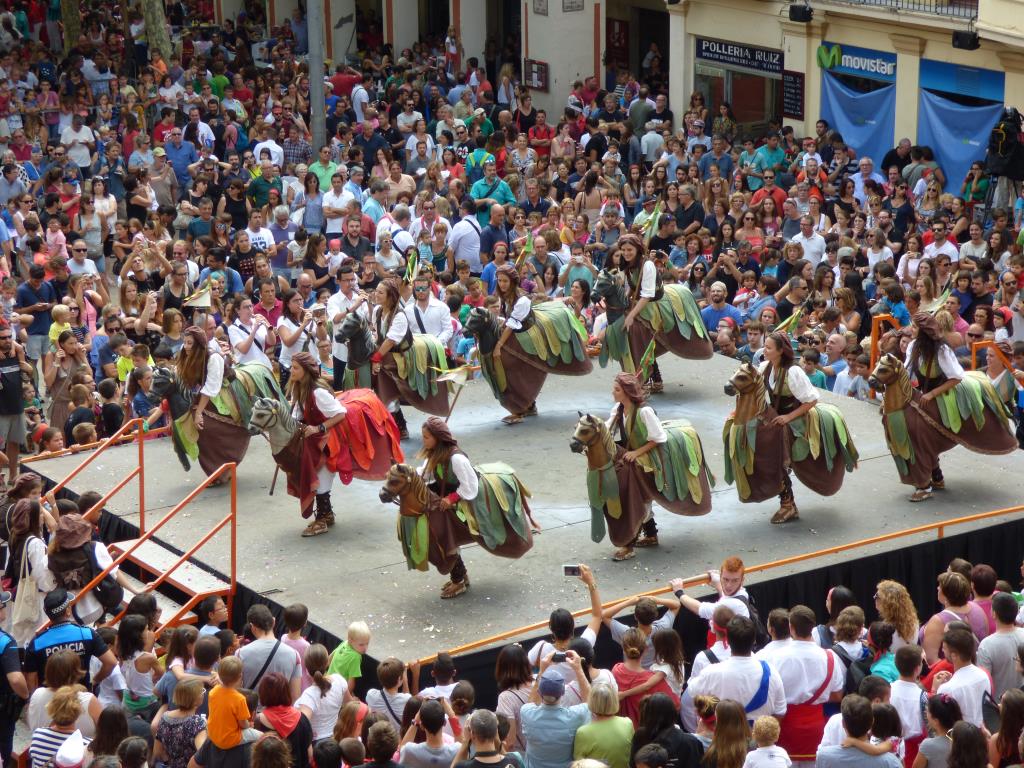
[466,263,592,425]
[159,326,283,475]
[723,332,858,524]
[592,234,712,386]
[379,417,535,599]
[868,313,1017,502]
[571,370,714,562]
[370,278,450,435]
[247,354,404,537]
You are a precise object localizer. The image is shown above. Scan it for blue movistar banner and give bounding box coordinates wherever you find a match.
[817,41,897,83]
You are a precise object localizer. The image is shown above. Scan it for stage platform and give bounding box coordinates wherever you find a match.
[33,352,1024,661]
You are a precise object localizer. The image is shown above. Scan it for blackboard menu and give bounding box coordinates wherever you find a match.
[782,70,804,121]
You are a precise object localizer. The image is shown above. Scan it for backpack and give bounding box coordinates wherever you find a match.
[733,594,771,651]
[986,109,1024,180]
[234,121,249,152]
[465,150,488,185]
[831,643,871,695]
[85,541,125,614]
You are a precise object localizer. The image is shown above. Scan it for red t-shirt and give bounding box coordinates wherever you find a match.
[152,122,174,145]
[331,73,360,98]
[528,124,555,157]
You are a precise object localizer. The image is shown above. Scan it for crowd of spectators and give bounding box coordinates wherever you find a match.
[5,535,1024,768]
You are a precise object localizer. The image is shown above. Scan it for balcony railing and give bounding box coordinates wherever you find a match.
[818,0,977,19]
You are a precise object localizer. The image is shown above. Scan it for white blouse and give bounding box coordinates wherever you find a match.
[636,260,658,299]
[504,295,533,331]
[758,360,820,404]
[417,453,479,500]
[199,353,225,398]
[290,387,347,421]
[373,305,410,344]
[606,403,668,443]
[904,340,965,380]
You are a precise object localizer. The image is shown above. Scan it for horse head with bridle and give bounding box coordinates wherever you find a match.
[246,397,296,454]
[379,463,438,518]
[724,362,770,424]
[868,353,914,414]
[591,269,628,323]
[463,307,502,355]
[334,312,376,368]
[570,411,618,471]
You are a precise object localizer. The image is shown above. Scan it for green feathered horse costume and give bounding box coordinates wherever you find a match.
[570,411,714,547]
[721,362,859,503]
[150,363,284,475]
[591,268,713,373]
[464,303,593,417]
[868,353,1017,490]
[378,462,537,587]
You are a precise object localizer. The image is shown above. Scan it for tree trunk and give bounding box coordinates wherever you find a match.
[140,0,172,63]
[60,0,80,53]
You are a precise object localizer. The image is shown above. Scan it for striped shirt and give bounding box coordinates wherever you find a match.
[29,728,93,768]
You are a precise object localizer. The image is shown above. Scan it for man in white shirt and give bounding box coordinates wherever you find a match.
[67,240,100,276]
[253,126,285,169]
[790,216,827,268]
[923,220,960,265]
[936,626,991,727]
[60,113,96,171]
[322,171,352,238]
[409,200,452,244]
[326,266,369,390]
[405,274,452,348]
[686,616,787,721]
[773,606,845,766]
[244,210,275,253]
[755,608,793,666]
[977,592,1024,699]
[819,676,891,750]
[186,107,215,149]
[680,604,735,732]
[387,205,417,258]
[447,198,482,274]
[850,157,886,205]
[676,555,752,623]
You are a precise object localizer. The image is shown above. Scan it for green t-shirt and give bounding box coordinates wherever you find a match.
[572,716,634,768]
[326,641,363,679]
[807,369,827,389]
[250,175,283,208]
[209,75,230,100]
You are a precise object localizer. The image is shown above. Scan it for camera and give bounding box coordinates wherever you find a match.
[562,564,581,577]
[551,652,567,663]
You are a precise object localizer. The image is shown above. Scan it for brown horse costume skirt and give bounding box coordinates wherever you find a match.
[490,338,592,414]
[416,500,535,575]
[378,356,449,416]
[197,408,252,476]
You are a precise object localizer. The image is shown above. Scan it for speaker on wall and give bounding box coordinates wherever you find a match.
[789,4,813,22]
[952,30,980,50]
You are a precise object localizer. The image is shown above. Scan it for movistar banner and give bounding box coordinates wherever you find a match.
[817,41,897,84]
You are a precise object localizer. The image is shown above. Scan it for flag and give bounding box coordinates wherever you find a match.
[515,231,534,268]
[773,305,803,336]
[921,288,950,315]
[642,200,662,247]
[404,250,419,284]
[637,338,658,382]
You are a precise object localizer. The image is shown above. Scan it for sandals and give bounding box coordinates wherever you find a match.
[525,403,538,417]
[909,488,933,502]
[635,535,659,548]
[648,381,664,394]
[441,580,469,599]
[930,479,945,490]
[501,414,525,425]
[613,547,636,561]
[301,519,329,537]
[770,502,800,524]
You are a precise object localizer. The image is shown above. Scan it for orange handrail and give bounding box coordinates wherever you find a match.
[413,502,1024,665]
[869,313,898,372]
[21,425,169,464]
[38,462,238,634]
[25,418,150,531]
[971,339,1014,371]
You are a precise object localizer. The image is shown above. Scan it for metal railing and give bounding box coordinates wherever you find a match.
[970,339,1014,371]
[818,0,977,19]
[23,418,150,528]
[38,462,238,639]
[413,501,1024,664]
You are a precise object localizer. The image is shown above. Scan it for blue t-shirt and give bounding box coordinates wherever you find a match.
[519,702,591,768]
[16,280,57,335]
[700,303,742,331]
[824,357,848,391]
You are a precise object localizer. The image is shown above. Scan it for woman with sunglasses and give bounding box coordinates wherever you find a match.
[914,183,942,233]
[736,210,764,257]
[217,179,252,232]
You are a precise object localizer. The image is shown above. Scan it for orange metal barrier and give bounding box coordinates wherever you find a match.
[22,426,170,464]
[971,339,1014,371]
[38,462,239,638]
[869,313,898,371]
[23,418,150,528]
[414,502,1024,665]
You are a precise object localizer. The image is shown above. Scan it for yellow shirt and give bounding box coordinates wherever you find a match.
[116,354,156,383]
[207,685,249,749]
[48,321,72,350]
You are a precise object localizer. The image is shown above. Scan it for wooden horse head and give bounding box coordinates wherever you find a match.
[868,353,913,412]
[724,362,769,424]
[570,411,616,469]
[379,463,430,516]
